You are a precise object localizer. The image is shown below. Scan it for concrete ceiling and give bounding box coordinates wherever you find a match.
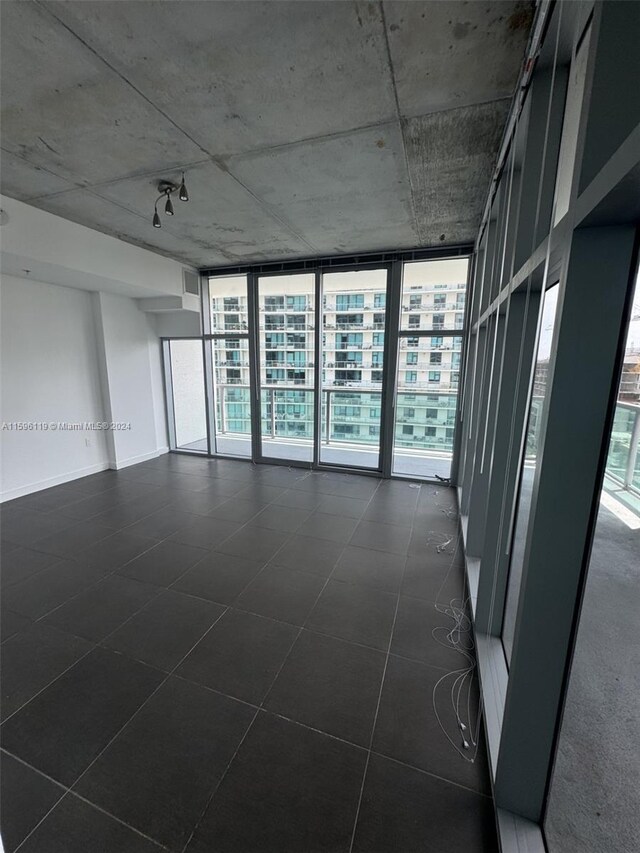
[0,1,533,268]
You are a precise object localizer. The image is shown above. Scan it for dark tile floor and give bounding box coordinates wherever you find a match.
[0,454,497,853]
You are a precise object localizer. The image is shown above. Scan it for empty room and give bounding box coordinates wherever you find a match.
[0,1,639,852]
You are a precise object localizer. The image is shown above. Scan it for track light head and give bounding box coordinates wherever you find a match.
[179,173,189,202]
[152,207,161,228]
[164,193,174,216]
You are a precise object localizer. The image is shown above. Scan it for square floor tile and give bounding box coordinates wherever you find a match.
[372,655,491,795]
[1,647,164,786]
[307,579,397,651]
[401,553,465,602]
[209,497,269,524]
[1,623,92,720]
[171,551,264,604]
[273,534,344,578]
[176,609,297,704]
[271,489,322,511]
[77,531,158,574]
[235,564,325,626]
[124,506,200,540]
[117,540,207,586]
[0,509,74,548]
[193,712,367,853]
[76,677,255,850]
[1,559,108,620]
[0,753,65,853]
[315,494,370,519]
[333,546,406,593]
[171,517,242,550]
[42,576,160,642]
[296,511,359,544]
[216,525,289,564]
[391,595,471,670]
[1,610,31,643]
[352,753,497,853]
[350,520,412,555]
[265,630,385,747]
[236,483,286,503]
[251,504,311,533]
[0,547,61,589]
[17,792,162,853]
[32,520,115,558]
[103,590,224,671]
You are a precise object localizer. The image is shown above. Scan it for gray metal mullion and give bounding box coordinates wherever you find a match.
[381,260,402,478]
[247,271,262,462]
[161,339,177,451]
[313,269,321,468]
[201,338,215,456]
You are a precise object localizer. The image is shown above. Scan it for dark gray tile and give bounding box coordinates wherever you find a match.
[271,489,322,510]
[315,494,370,519]
[176,609,297,704]
[54,490,124,522]
[353,753,497,853]
[0,752,65,853]
[2,559,108,620]
[251,504,311,533]
[373,655,491,795]
[333,545,406,593]
[117,540,207,586]
[17,793,162,853]
[236,483,286,503]
[15,485,85,513]
[0,547,61,588]
[32,520,115,558]
[42,575,159,642]
[1,610,31,643]
[351,519,413,554]
[217,525,289,564]
[265,630,385,747]
[1,624,92,720]
[1,648,164,786]
[209,497,268,524]
[307,579,397,651]
[363,497,419,526]
[172,551,264,604]
[274,534,344,578]
[193,712,367,853]
[171,516,242,549]
[125,506,200,540]
[402,553,465,602]
[103,590,224,671]
[391,595,471,670]
[77,531,157,574]
[0,508,75,548]
[162,490,228,516]
[296,511,359,544]
[89,496,169,530]
[235,564,325,626]
[76,677,255,850]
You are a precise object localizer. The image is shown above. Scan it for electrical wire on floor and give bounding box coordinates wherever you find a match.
[426,496,484,763]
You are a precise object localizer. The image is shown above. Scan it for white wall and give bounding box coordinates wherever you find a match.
[0,274,110,498]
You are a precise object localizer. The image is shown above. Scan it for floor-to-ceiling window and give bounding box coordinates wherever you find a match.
[165,339,207,453]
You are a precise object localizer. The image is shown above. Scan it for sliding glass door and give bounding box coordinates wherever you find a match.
[320,269,388,470]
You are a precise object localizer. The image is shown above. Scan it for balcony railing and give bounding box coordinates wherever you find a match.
[605,401,640,494]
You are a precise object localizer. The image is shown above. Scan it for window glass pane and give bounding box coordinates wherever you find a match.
[401,258,468,331]
[392,335,463,479]
[544,266,640,851]
[169,339,207,452]
[502,283,560,663]
[210,338,251,457]
[209,275,248,332]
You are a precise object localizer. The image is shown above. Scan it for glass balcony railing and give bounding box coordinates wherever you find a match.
[605,401,640,494]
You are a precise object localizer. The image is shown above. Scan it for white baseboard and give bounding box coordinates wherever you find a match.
[109,446,169,471]
[0,461,111,502]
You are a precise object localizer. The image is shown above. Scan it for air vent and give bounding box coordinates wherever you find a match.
[183,270,200,296]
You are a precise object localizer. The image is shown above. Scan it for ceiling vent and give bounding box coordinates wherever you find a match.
[183,270,200,296]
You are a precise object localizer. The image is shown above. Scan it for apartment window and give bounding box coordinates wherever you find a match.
[266,352,285,365]
[226,350,240,364]
[404,408,415,418]
[336,313,363,328]
[334,424,358,436]
[369,408,380,418]
[426,408,438,419]
[225,313,241,330]
[224,297,240,310]
[286,351,306,366]
[405,371,417,383]
[374,293,386,308]
[287,334,306,349]
[265,295,285,310]
[226,368,241,384]
[430,352,442,365]
[371,371,383,382]
[372,351,383,366]
[265,333,284,348]
[409,294,421,309]
[335,370,362,384]
[287,295,307,311]
[406,352,418,365]
[265,314,284,329]
[402,425,414,436]
[373,332,385,347]
[287,370,306,383]
[266,369,285,383]
[336,294,364,310]
[373,313,385,327]
[431,336,444,348]
[426,427,436,437]
[408,315,420,328]
[335,352,362,366]
[287,314,306,329]
[407,337,419,347]
[336,333,363,349]
[369,425,380,437]
[433,294,446,308]
[432,313,445,329]
[428,371,441,383]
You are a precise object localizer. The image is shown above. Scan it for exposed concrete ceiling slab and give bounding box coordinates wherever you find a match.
[0,0,533,267]
[404,100,511,246]
[385,1,533,117]
[229,122,419,255]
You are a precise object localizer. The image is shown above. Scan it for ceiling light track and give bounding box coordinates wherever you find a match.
[152,172,189,228]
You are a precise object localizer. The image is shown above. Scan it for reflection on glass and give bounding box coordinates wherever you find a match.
[503,283,560,663]
[257,274,315,462]
[400,258,468,332]
[169,339,207,452]
[544,267,640,852]
[320,270,387,469]
[392,336,462,479]
[210,338,251,457]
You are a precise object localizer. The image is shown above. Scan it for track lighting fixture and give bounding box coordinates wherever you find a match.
[151,174,189,228]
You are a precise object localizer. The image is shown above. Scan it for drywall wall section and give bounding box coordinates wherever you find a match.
[93,292,168,469]
[0,274,110,499]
